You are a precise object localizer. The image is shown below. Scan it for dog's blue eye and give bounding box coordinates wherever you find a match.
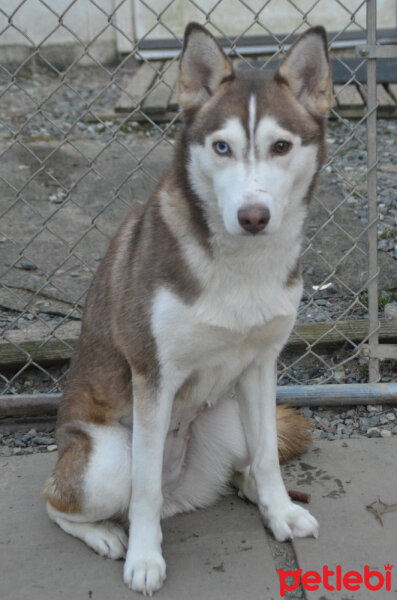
[214,141,231,156]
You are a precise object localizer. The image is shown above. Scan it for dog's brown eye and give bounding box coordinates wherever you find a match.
[272,140,292,155]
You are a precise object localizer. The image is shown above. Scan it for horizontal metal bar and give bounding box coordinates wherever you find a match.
[357,45,397,59]
[0,394,60,418]
[140,39,370,61]
[1,384,396,420]
[136,28,396,51]
[276,383,397,407]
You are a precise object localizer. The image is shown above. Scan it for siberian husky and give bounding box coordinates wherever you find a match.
[44,22,332,595]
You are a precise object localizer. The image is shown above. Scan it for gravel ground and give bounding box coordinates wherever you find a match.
[2,404,397,456]
[326,119,397,260]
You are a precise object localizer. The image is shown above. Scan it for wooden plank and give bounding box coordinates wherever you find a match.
[113,1,134,54]
[388,83,397,101]
[288,318,397,347]
[360,84,397,106]
[0,321,80,368]
[1,318,396,369]
[143,60,179,113]
[166,61,181,111]
[82,110,181,124]
[377,83,396,105]
[333,84,364,106]
[115,62,159,112]
[331,106,397,119]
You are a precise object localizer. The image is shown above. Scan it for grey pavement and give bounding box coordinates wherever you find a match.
[1,439,396,600]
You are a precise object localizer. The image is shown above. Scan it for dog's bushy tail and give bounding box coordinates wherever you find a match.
[276,405,312,463]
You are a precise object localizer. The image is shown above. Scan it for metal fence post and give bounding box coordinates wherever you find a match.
[366,0,380,382]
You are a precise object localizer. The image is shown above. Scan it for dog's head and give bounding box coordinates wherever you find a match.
[178,23,332,237]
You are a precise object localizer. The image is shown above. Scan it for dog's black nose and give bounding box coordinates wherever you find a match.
[238,205,270,234]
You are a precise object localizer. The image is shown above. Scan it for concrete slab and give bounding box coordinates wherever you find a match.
[283,439,397,600]
[2,440,396,599]
[0,453,280,600]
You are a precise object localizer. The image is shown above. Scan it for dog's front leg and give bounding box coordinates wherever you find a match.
[238,352,319,542]
[124,373,173,595]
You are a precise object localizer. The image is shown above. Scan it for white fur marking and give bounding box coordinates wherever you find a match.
[188,114,317,236]
[248,94,256,165]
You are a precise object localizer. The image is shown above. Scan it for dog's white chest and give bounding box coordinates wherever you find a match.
[152,274,299,394]
[154,276,297,491]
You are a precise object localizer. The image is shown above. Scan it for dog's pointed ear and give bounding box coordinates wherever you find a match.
[178,22,233,110]
[277,26,332,116]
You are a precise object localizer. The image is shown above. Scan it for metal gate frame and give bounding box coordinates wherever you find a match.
[363,0,397,380]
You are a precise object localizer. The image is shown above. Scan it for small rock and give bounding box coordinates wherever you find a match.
[386,413,396,421]
[32,436,55,446]
[301,407,313,418]
[333,366,345,381]
[392,426,397,434]
[368,415,380,427]
[19,260,37,271]
[380,429,392,438]
[1,446,13,456]
[13,439,26,448]
[350,433,363,439]
[379,415,390,425]
[47,445,58,452]
[315,314,327,322]
[24,447,34,454]
[367,427,381,438]
[367,405,380,413]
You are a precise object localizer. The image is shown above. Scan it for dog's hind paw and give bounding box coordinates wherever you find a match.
[123,552,166,596]
[262,502,319,542]
[85,521,128,560]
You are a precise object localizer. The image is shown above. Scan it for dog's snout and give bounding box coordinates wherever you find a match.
[238,204,270,234]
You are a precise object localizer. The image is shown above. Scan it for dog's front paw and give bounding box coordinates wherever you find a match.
[123,550,166,596]
[262,501,319,542]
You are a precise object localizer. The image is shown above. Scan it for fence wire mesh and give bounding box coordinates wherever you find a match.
[0,0,395,398]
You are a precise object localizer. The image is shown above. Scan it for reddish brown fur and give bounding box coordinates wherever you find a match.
[276,406,312,463]
[44,25,331,514]
[43,427,91,513]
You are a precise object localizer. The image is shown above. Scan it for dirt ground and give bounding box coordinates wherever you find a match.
[0,63,396,395]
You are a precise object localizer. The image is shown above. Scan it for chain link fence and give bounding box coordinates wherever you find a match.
[0,0,396,400]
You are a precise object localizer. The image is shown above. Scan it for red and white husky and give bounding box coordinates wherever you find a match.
[44,22,332,595]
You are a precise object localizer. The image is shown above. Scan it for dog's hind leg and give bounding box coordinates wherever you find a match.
[162,397,250,517]
[44,424,131,559]
[163,398,311,517]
